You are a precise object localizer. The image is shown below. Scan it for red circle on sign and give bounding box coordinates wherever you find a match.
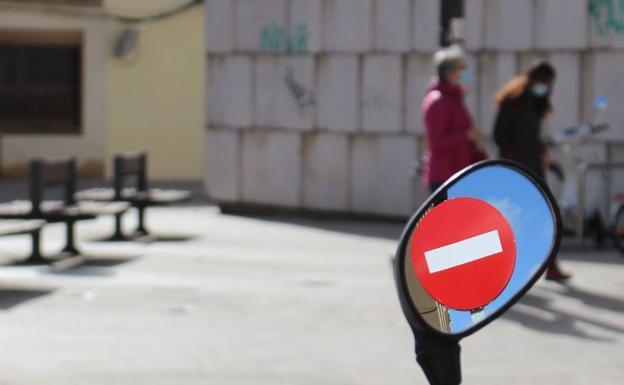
[410,197,516,311]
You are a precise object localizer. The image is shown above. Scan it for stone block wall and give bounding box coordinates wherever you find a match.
[205,0,624,218]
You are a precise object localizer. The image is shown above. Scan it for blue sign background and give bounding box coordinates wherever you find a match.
[445,166,555,333]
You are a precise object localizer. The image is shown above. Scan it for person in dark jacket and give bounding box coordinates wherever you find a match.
[493,61,555,175]
[422,45,479,192]
[493,60,571,282]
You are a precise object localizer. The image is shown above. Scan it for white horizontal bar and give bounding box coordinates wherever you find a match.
[424,230,503,274]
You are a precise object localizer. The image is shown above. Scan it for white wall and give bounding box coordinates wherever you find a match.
[205,0,624,218]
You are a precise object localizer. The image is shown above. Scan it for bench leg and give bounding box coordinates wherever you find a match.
[62,221,80,255]
[22,229,47,265]
[134,206,149,236]
[111,212,128,241]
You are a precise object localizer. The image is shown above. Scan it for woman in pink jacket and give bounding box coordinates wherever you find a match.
[423,46,479,192]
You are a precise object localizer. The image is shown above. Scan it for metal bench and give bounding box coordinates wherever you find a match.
[0,219,45,264]
[0,158,129,257]
[76,152,191,240]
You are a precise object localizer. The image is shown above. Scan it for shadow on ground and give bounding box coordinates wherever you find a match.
[88,234,198,244]
[502,287,624,342]
[45,255,140,277]
[0,287,54,310]
[557,238,624,265]
[229,213,406,241]
[542,284,624,314]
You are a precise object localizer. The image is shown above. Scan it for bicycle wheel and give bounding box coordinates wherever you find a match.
[612,204,624,255]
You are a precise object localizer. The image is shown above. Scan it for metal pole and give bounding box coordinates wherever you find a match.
[605,144,612,219]
[577,164,586,247]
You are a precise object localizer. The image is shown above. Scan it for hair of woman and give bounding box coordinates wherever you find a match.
[433,45,466,83]
[494,59,557,119]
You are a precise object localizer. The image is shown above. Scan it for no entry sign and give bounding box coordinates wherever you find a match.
[410,197,516,311]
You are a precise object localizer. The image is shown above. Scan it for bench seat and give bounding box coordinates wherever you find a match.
[0,200,129,221]
[0,219,44,236]
[0,218,45,264]
[76,188,191,205]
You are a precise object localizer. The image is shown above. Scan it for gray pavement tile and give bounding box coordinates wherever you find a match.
[0,206,618,384]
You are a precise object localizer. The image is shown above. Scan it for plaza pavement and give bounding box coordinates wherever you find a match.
[0,205,619,384]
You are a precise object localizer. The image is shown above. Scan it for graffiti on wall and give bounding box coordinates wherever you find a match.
[283,65,315,116]
[589,0,624,36]
[259,22,310,52]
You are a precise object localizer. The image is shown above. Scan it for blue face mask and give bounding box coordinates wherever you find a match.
[460,70,472,88]
[532,83,550,97]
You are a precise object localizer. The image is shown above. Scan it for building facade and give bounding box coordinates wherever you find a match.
[0,0,107,177]
[0,0,205,180]
[106,0,205,180]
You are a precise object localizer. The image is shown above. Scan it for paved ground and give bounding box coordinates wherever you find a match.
[0,205,620,384]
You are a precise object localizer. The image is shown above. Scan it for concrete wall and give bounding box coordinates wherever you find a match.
[0,9,108,177]
[204,0,433,217]
[106,1,205,180]
[205,0,624,218]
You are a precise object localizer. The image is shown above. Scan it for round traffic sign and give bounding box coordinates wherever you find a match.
[409,197,516,311]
